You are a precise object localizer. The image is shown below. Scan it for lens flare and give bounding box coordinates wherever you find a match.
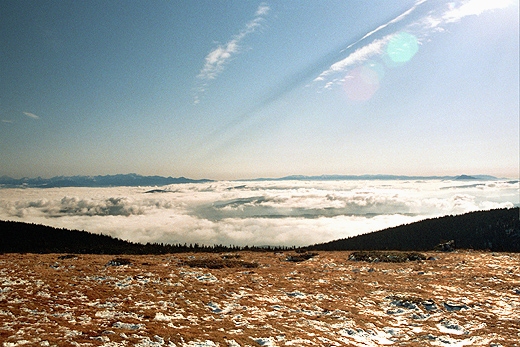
[343,64,383,101]
[386,32,419,63]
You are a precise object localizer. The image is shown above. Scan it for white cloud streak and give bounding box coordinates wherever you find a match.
[344,0,427,52]
[194,3,270,104]
[23,112,40,119]
[314,0,424,83]
[315,36,391,84]
[0,180,517,247]
[314,0,516,88]
[442,0,514,23]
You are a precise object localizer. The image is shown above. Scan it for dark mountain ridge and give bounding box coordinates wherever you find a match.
[0,221,291,254]
[308,207,520,252]
[1,208,519,254]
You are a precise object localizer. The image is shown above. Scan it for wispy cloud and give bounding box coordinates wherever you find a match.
[23,112,40,119]
[442,0,514,23]
[314,0,516,89]
[313,0,423,85]
[314,36,391,84]
[194,3,270,104]
[255,3,270,16]
[343,0,427,52]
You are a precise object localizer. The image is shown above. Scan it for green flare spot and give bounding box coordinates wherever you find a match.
[387,32,418,63]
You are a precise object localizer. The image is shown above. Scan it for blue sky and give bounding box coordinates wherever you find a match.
[1,0,518,180]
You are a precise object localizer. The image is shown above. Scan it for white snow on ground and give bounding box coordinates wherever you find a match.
[0,251,519,346]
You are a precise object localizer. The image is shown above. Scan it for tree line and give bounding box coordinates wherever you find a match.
[2,207,519,254]
[308,207,520,252]
[0,220,296,254]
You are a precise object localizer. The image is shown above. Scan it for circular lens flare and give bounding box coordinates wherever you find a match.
[343,65,381,101]
[386,32,419,63]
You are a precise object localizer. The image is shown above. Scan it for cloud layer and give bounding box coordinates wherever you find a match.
[0,179,517,247]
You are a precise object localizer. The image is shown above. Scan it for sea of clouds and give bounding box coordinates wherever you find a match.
[0,179,517,247]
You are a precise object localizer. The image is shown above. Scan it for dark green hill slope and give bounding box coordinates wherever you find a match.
[0,221,153,254]
[2,208,519,253]
[0,221,289,254]
[308,208,520,252]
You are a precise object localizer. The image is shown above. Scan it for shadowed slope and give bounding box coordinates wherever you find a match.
[0,221,146,254]
[0,221,291,254]
[2,208,519,254]
[308,208,520,252]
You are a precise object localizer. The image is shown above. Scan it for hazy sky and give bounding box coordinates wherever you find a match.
[1,0,518,180]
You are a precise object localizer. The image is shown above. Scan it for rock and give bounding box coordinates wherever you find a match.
[112,321,144,330]
[106,258,132,266]
[421,300,438,311]
[391,299,418,310]
[435,240,455,252]
[443,302,470,311]
[251,337,276,346]
[437,318,465,335]
[387,308,405,314]
[285,252,318,262]
[349,251,426,263]
[57,254,77,260]
[412,313,429,320]
[196,273,218,282]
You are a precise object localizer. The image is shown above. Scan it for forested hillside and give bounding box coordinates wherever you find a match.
[0,221,290,254]
[309,208,520,252]
[2,208,519,254]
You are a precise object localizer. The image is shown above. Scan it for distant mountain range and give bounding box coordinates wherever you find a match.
[0,173,505,188]
[0,173,213,188]
[248,174,500,181]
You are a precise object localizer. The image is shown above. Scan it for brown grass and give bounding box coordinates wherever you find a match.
[0,251,519,346]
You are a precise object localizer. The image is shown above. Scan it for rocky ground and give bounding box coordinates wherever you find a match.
[0,251,519,347]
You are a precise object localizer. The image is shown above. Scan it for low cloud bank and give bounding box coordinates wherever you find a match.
[9,197,145,217]
[0,180,517,246]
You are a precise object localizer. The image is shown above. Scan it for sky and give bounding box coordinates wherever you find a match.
[1,0,519,180]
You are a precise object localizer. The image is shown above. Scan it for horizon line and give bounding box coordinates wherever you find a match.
[1,172,517,182]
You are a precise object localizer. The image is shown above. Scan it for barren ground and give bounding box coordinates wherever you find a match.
[1,251,519,346]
